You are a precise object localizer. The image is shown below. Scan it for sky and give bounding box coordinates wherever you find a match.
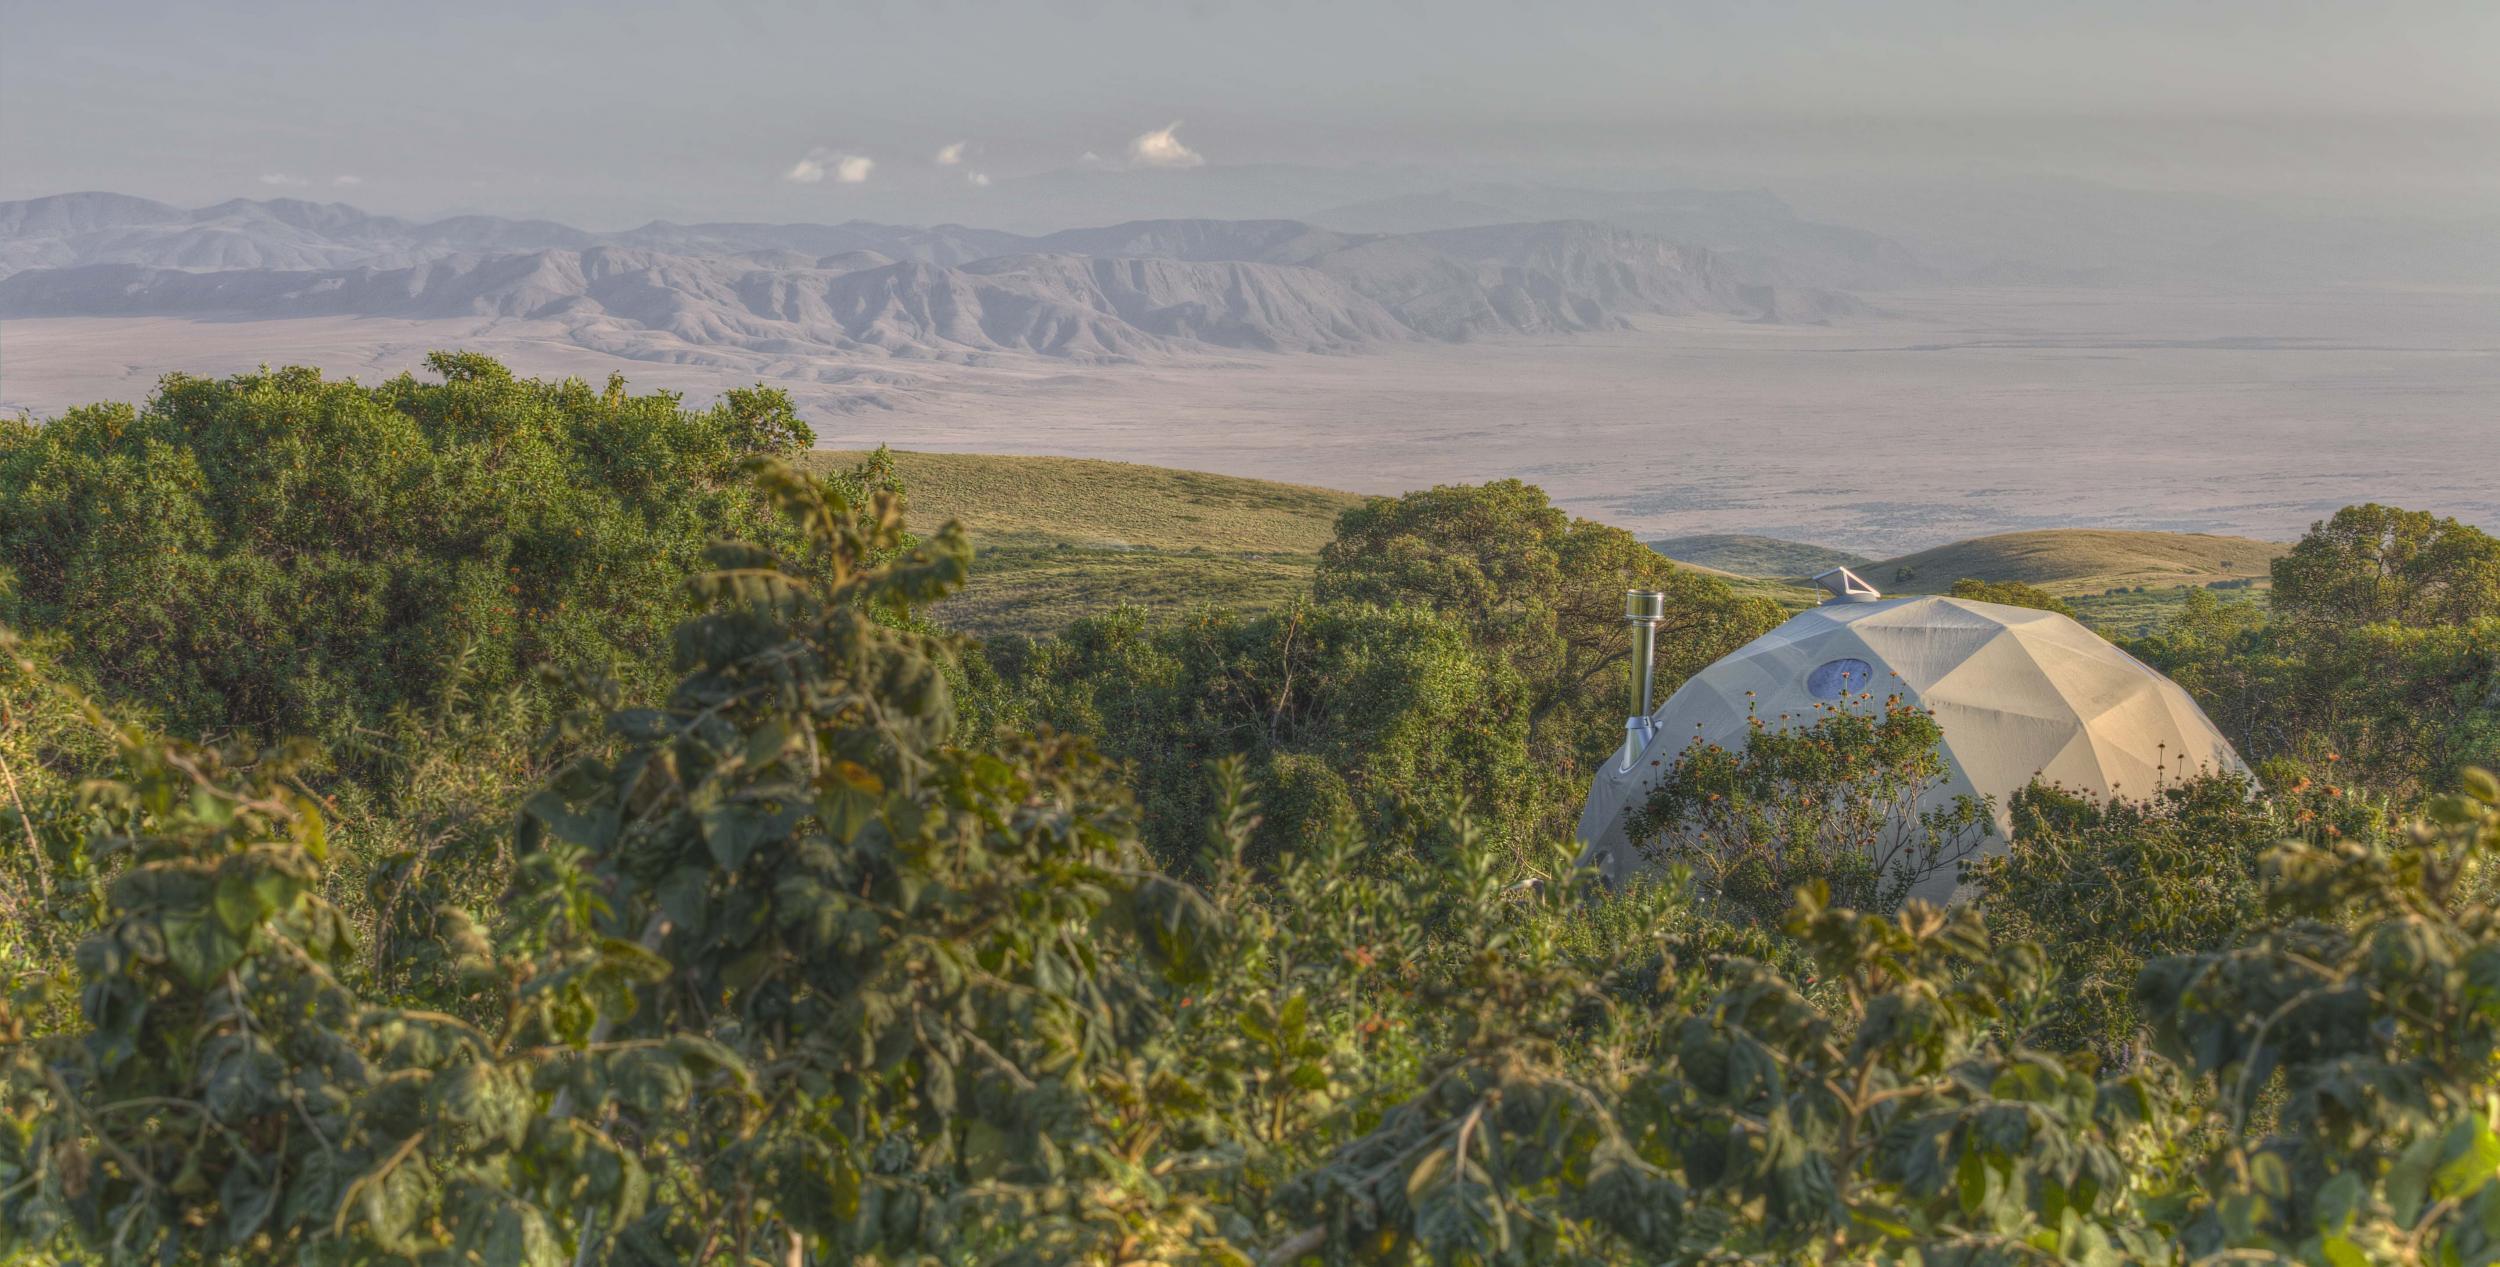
[5,0,2497,226]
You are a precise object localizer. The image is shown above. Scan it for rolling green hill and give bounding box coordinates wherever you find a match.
[806,451,1815,634]
[1651,533,1872,579]
[814,449,1365,553]
[1868,529,2289,597]
[807,450,1365,637]
[803,453,2276,637]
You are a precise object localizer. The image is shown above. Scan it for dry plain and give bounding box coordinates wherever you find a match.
[6,285,2492,555]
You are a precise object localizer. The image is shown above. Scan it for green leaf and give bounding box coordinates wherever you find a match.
[2461,766,2500,806]
[220,1162,280,1244]
[2250,1151,2291,1201]
[2432,1119,2500,1201]
[1957,1145,1987,1217]
[2314,1170,2364,1233]
[212,867,261,936]
[433,1060,532,1149]
[2390,1131,2442,1225]
[162,910,245,986]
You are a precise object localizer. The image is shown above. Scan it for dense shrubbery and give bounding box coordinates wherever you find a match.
[2130,512,2500,799]
[11,483,2500,1260]
[985,601,1540,870]
[1970,771,2282,1060]
[987,480,1779,867]
[0,355,812,751]
[1315,482,1782,821]
[12,363,2500,1263]
[1627,703,1994,926]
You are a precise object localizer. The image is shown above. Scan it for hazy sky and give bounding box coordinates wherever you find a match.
[6,0,2496,225]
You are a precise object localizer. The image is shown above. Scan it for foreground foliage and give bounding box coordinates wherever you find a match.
[1627,702,1995,926]
[9,442,2500,1264]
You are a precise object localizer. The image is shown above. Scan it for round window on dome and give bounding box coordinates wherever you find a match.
[1806,657,1874,700]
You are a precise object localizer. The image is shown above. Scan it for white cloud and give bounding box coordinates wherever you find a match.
[933,141,966,166]
[258,172,310,187]
[967,171,992,187]
[332,174,363,186]
[1126,121,1204,169]
[785,147,874,184]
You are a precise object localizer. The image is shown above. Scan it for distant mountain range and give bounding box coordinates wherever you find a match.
[0,193,1868,367]
[1305,185,1935,291]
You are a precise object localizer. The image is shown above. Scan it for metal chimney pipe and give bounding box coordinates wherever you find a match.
[1618,589,1666,773]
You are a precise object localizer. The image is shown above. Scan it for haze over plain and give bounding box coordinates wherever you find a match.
[3,0,2494,552]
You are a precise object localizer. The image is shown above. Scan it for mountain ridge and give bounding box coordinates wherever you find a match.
[0,193,1868,365]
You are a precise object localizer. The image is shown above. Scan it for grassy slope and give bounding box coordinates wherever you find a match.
[805,451,2271,638]
[1868,529,2289,597]
[2066,584,2268,639]
[806,450,1815,635]
[1651,533,1873,580]
[808,450,1365,638]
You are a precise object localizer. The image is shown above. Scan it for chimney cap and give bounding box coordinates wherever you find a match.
[1813,567,1883,604]
[1624,588,1667,622]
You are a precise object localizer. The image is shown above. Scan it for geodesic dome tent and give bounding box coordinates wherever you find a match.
[1575,573,2249,904]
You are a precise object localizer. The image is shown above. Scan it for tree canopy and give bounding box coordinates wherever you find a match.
[0,355,812,749]
[1313,480,1781,837]
[2271,503,2500,628]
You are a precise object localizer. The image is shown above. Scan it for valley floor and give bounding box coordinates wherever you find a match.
[7,285,2494,555]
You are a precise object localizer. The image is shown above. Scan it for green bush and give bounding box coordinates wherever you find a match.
[1970,771,2280,1061]
[1315,480,1782,840]
[2135,591,2500,800]
[990,599,1542,868]
[1625,702,1994,926]
[979,479,1781,869]
[0,355,811,751]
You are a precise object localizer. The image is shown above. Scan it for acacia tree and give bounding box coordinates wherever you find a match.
[2272,503,2500,628]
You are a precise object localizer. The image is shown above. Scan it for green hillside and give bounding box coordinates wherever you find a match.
[1870,529,2289,597]
[809,451,1817,633]
[807,449,1365,637]
[1651,533,1872,579]
[806,454,2289,635]
[811,449,1363,552]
